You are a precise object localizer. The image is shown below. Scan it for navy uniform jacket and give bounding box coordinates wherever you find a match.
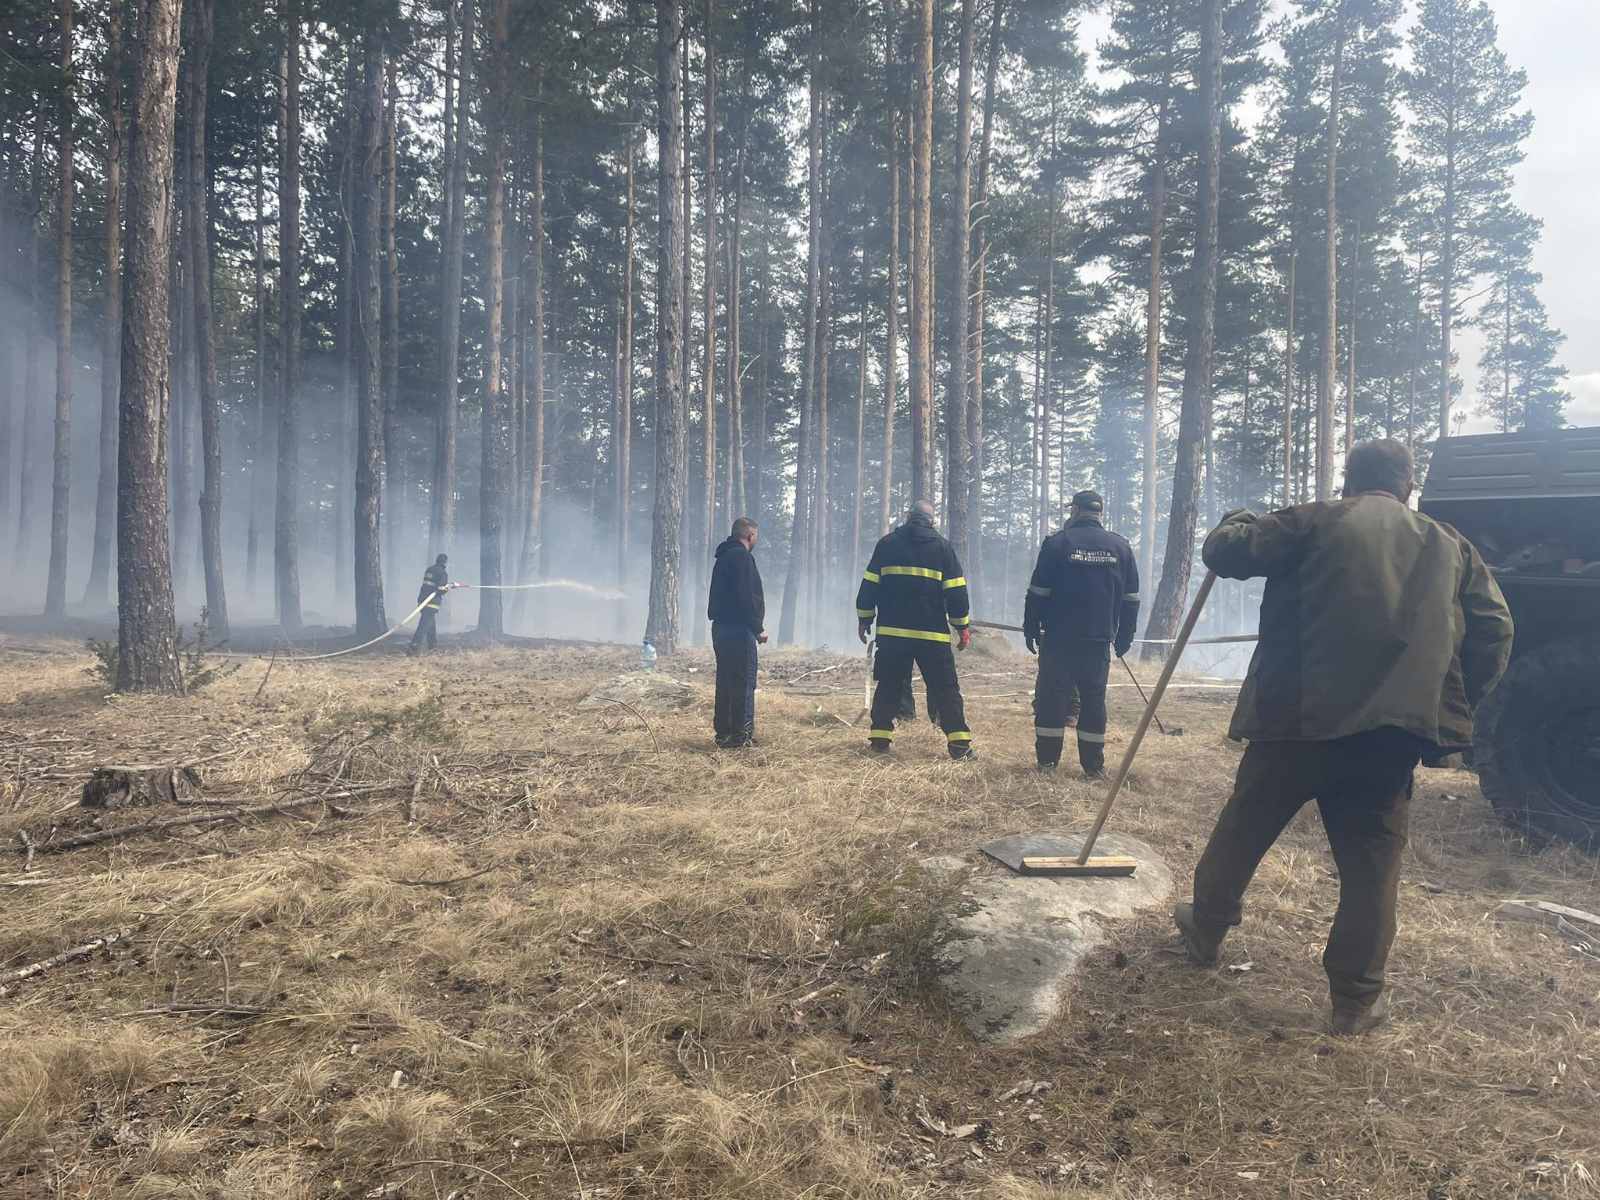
[855,517,971,644]
[1024,517,1140,650]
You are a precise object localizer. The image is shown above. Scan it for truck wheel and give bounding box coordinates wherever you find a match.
[1474,635,1600,851]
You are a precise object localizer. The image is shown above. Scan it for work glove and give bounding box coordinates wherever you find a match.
[1114,638,1133,659]
[1023,626,1039,655]
[858,619,872,646]
[957,628,972,652]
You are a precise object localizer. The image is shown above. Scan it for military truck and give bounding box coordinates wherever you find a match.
[1420,427,1600,850]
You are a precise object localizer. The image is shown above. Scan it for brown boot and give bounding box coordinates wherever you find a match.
[1172,903,1223,967]
[1330,992,1390,1036]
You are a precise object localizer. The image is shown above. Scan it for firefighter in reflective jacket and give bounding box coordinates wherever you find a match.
[409,554,451,656]
[1024,491,1140,777]
[855,500,975,759]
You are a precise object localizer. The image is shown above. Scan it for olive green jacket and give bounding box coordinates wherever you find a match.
[1202,493,1514,750]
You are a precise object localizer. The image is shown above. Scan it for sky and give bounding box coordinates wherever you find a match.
[1489,0,1600,428]
[1077,0,1600,431]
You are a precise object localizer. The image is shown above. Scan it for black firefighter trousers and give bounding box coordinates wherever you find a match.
[1190,727,1423,1012]
[1033,637,1109,772]
[869,636,972,758]
[409,606,439,654]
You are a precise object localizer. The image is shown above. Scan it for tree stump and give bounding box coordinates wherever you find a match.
[81,766,202,809]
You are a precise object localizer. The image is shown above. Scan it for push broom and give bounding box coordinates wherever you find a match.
[1020,571,1219,878]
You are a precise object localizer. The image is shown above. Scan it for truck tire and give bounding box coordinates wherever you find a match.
[1474,635,1600,850]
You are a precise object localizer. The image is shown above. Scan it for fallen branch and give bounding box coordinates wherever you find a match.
[2,924,143,996]
[390,865,498,888]
[30,795,362,855]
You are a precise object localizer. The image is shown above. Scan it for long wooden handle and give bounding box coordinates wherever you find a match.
[1077,570,1218,865]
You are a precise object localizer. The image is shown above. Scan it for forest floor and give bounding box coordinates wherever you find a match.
[0,629,1597,1200]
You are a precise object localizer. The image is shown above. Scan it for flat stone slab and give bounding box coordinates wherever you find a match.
[925,832,1172,1043]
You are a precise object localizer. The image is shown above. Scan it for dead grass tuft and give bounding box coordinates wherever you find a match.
[335,1087,453,1158]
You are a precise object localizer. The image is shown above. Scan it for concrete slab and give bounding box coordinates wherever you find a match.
[925,831,1172,1043]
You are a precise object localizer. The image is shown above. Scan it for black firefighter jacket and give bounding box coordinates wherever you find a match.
[855,517,971,644]
[707,537,766,636]
[1024,517,1141,653]
[417,563,449,610]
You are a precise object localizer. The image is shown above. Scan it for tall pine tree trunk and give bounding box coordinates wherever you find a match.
[1145,0,1222,649]
[726,69,748,516]
[878,0,900,537]
[1316,3,1346,500]
[275,14,303,631]
[16,116,43,568]
[700,0,718,586]
[810,116,832,637]
[518,91,546,591]
[851,248,867,567]
[186,0,229,637]
[1141,20,1173,594]
[908,0,934,502]
[86,0,125,609]
[778,2,821,646]
[616,113,635,589]
[968,0,1002,585]
[352,28,387,637]
[247,148,270,597]
[477,0,509,637]
[647,0,687,655]
[45,0,74,618]
[1346,220,1358,451]
[944,0,974,563]
[381,51,401,590]
[116,0,185,693]
[1282,246,1297,507]
[432,0,472,558]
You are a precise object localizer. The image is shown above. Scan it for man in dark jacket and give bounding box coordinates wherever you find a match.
[1024,490,1140,778]
[1174,439,1514,1035]
[408,554,451,656]
[856,501,975,759]
[708,517,767,748]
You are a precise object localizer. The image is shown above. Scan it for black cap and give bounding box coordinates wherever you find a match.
[436,553,449,564]
[1070,490,1105,514]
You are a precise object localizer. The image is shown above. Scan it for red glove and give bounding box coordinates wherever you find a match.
[958,628,972,651]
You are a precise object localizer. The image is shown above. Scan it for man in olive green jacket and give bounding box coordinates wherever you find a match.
[1174,439,1514,1035]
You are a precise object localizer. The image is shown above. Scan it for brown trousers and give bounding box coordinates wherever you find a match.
[1192,727,1423,1010]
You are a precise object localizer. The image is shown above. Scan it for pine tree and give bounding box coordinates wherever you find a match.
[1405,0,1532,437]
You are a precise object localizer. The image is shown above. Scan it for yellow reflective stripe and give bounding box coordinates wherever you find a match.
[869,730,896,740]
[862,570,880,583]
[949,615,971,627]
[946,731,973,743]
[876,626,952,643]
[1124,593,1141,601]
[1035,726,1069,738]
[856,608,876,619]
[943,576,967,590]
[1077,731,1107,743]
[881,565,944,581]
[1029,585,1052,597]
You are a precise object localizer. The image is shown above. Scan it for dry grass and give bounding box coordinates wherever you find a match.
[0,635,1595,1198]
